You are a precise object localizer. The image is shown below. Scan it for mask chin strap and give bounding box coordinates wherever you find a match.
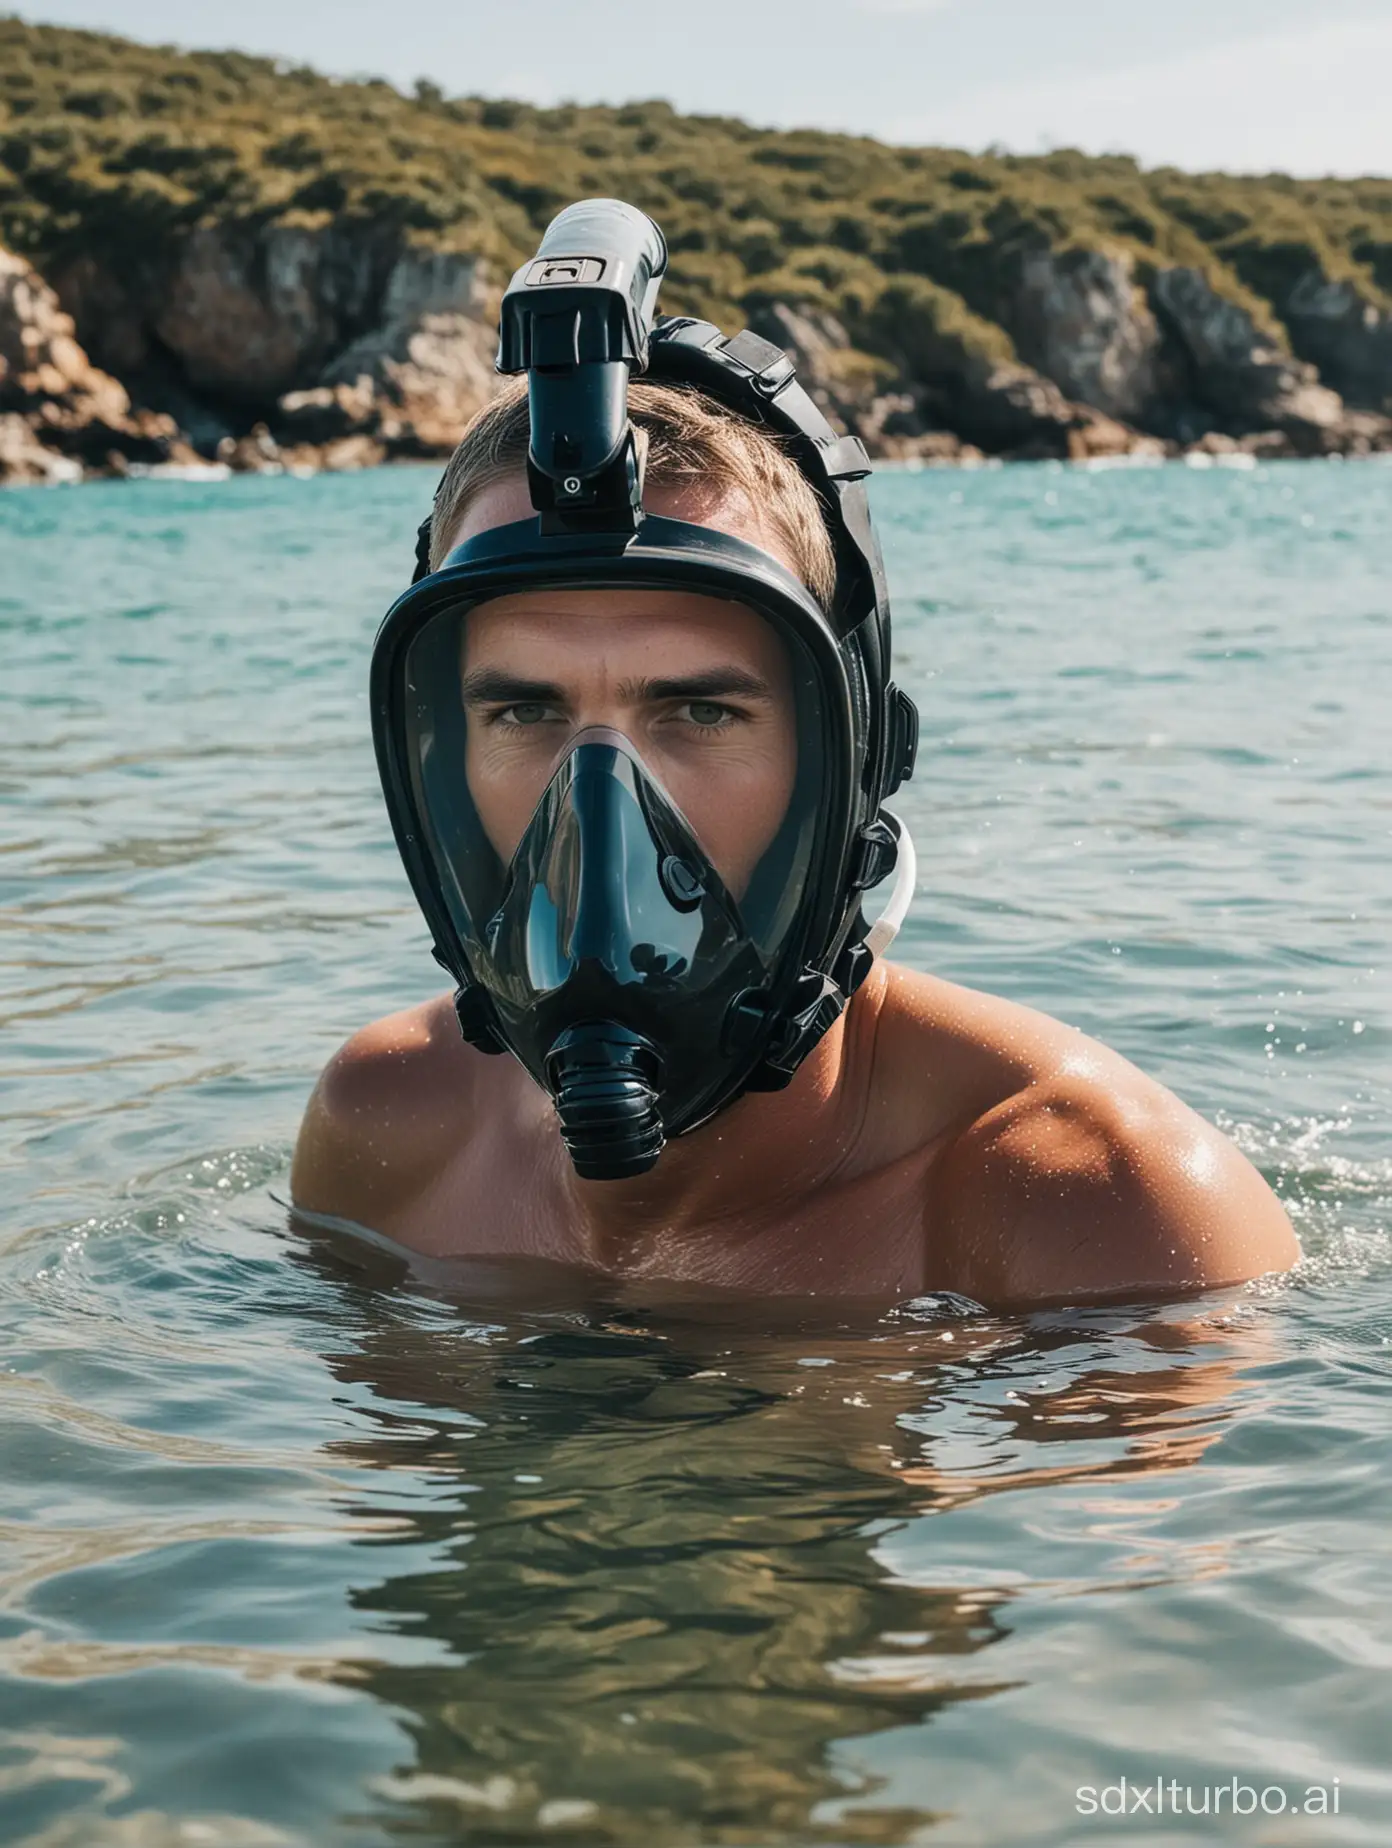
[863,812,918,961]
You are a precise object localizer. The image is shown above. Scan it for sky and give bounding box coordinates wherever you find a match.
[15,0,1392,176]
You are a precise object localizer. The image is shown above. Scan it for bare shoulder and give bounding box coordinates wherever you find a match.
[874,962,1300,1306]
[289,994,480,1231]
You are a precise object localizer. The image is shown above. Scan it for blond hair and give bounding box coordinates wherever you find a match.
[429,377,837,606]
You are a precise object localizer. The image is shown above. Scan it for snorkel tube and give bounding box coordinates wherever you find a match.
[498,203,671,1176]
[498,199,667,534]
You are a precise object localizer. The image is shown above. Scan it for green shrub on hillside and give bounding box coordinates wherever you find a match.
[1,13,1388,361]
[860,274,1017,381]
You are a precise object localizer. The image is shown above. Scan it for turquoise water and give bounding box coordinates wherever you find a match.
[1,458,1389,1846]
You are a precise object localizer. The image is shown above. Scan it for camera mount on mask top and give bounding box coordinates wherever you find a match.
[496,198,668,534]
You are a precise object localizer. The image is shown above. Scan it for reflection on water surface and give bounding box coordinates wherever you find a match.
[2,462,1389,1843]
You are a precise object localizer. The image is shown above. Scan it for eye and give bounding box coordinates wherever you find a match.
[680,700,735,729]
[495,701,555,726]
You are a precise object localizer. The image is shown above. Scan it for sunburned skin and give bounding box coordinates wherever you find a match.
[291,475,1300,1307]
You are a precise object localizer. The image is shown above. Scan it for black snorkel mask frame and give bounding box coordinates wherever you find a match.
[372,199,918,1180]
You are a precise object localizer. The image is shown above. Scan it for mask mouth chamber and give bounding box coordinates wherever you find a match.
[372,197,919,1181]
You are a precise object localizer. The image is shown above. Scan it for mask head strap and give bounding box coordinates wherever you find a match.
[411,512,433,585]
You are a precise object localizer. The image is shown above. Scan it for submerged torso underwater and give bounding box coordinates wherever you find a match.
[291,197,1298,1308]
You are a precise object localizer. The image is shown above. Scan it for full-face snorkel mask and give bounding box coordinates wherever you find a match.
[372,199,918,1180]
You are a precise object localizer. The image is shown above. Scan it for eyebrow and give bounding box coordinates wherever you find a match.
[459,665,775,704]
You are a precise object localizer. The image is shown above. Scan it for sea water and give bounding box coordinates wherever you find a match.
[1,458,1388,1846]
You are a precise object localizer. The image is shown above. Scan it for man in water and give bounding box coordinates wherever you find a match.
[293,399,1296,1303]
[293,205,1298,1304]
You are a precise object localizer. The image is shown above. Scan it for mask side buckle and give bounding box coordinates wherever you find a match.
[746,973,848,1092]
[745,811,917,1092]
[452,980,506,1055]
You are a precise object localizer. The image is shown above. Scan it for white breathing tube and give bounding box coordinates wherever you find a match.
[863,810,918,960]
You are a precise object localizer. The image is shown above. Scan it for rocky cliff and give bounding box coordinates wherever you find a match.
[2,19,1389,483]
[0,246,191,480]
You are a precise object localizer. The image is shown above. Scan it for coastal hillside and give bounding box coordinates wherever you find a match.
[2,16,1390,481]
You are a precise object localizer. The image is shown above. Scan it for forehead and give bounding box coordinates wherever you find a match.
[462,586,792,683]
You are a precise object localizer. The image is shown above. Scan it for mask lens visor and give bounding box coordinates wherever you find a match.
[398,585,830,987]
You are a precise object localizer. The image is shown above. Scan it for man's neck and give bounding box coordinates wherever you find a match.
[555,968,886,1271]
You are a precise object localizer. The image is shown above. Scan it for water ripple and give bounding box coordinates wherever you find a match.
[0,462,1388,1844]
